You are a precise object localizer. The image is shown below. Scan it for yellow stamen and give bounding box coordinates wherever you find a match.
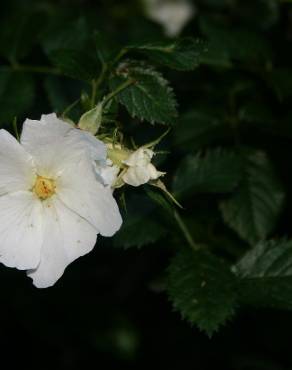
[33,176,56,200]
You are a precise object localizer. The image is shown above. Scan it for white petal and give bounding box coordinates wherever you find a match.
[0,191,43,270]
[94,160,119,187]
[21,113,72,149]
[27,197,97,288]
[123,148,153,167]
[147,163,165,180]
[0,130,35,194]
[21,114,107,177]
[57,153,122,236]
[122,166,151,186]
[70,129,106,162]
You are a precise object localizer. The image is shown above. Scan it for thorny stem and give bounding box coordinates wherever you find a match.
[173,210,199,251]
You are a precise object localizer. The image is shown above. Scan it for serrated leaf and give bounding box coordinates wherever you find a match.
[234,239,292,310]
[173,149,243,199]
[129,38,208,71]
[109,61,177,125]
[220,150,285,245]
[0,71,35,124]
[167,248,237,336]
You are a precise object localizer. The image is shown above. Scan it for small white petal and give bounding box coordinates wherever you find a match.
[123,148,153,167]
[27,197,97,288]
[147,163,165,180]
[0,130,35,194]
[0,191,43,270]
[57,153,122,236]
[95,160,120,187]
[122,166,151,186]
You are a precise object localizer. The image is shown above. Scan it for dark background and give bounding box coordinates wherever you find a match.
[1,0,292,369]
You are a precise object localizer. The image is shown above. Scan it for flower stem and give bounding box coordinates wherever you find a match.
[173,210,199,251]
[103,79,135,105]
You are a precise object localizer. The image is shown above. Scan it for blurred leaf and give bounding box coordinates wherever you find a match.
[109,61,177,125]
[200,17,272,65]
[41,17,91,55]
[269,68,292,101]
[236,0,279,30]
[220,150,285,245]
[173,149,243,199]
[145,186,174,215]
[0,10,45,62]
[239,101,275,125]
[172,108,228,150]
[129,38,208,71]
[0,71,34,123]
[167,248,237,336]
[43,76,71,113]
[113,195,166,249]
[234,239,292,309]
[49,49,100,82]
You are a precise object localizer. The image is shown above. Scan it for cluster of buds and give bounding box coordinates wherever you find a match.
[77,99,166,190]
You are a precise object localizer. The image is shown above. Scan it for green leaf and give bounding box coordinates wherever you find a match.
[144,186,174,215]
[220,150,285,245]
[129,38,208,71]
[234,239,292,310]
[167,248,237,336]
[199,17,272,66]
[269,68,292,102]
[113,195,166,249]
[109,61,177,125]
[41,17,91,55]
[49,49,100,82]
[172,108,229,150]
[0,10,45,62]
[173,149,243,199]
[0,71,35,124]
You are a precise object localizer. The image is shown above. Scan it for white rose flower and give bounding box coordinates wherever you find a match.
[122,148,165,187]
[95,159,120,188]
[0,113,122,288]
[144,0,195,37]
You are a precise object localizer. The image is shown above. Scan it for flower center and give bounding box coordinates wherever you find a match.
[33,176,56,200]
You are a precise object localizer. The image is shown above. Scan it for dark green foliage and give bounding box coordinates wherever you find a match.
[113,195,167,248]
[167,248,238,336]
[220,150,285,245]
[129,38,208,70]
[173,149,243,198]
[234,239,292,310]
[0,71,34,123]
[109,61,177,125]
